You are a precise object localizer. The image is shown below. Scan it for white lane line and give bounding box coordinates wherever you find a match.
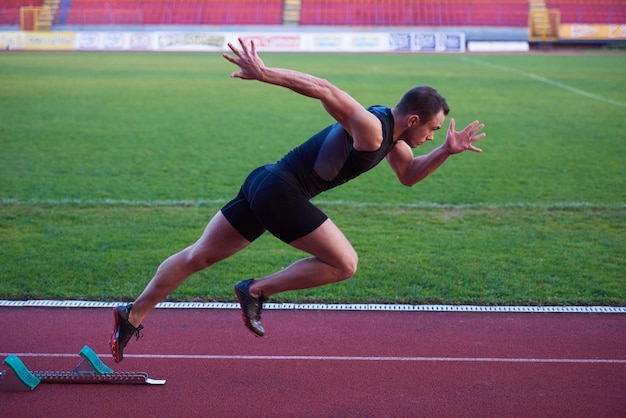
[462,56,626,108]
[2,353,625,364]
[2,300,625,313]
[1,197,624,210]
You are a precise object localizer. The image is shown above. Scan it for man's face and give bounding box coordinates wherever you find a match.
[409,110,445,148]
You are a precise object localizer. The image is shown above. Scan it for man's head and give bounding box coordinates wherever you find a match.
[393,86,450,147]
[395,86,450,122]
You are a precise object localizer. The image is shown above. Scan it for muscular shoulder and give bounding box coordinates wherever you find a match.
[347,105,396,152]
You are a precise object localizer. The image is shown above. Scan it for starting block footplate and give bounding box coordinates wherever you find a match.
[0,345,166,391]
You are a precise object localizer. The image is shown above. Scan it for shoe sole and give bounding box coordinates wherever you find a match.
[234,284,264,338]
[109,307,122,363]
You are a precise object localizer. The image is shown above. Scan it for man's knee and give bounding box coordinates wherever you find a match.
[337,251,358,281]
[184,245,216,271]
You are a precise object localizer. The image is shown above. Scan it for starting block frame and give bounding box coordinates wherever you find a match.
[0,345,165,391]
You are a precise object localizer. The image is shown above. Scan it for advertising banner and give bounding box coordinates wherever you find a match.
[2,31,76,51]
[438,32,465,52]
[308,33,387,52]
[236,33,304,52]
[467,41,529,52]
[414,33,438,51]
[25,32,74,50]
[76,32,154,51]
[390,32,465,52]
[559,24,626,40]
[0,30,465,53]
[346,33,387,52]
[388,33,412,52]
[156,32,225,51]
[0,32,24,50]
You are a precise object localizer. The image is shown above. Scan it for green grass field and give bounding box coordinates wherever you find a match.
[0,51,624,305]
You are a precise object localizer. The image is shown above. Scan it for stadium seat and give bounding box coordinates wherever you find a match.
[66,0,284,25]
[0,1,44,26]
[300,0,529,27]
[6,0,624,27]
[545,0,626,24]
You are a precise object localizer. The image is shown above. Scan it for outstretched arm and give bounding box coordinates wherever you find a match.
[223,38,382,151]
[387,118,486,186]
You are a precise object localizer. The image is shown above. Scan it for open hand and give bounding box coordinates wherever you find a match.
[443,118,486,154]
[222,37,266,80]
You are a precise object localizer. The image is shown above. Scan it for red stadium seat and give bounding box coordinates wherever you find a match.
[0,1,44,26]
[546,0,626,24]
[300,0,529,27]
[66,0,284,25]
[4,0,623,27]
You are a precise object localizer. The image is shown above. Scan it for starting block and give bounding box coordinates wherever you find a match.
[0,345,165,391]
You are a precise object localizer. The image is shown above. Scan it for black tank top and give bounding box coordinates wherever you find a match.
[266,105,396,199]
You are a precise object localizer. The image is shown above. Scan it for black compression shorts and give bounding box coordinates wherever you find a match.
[221,166,328,244]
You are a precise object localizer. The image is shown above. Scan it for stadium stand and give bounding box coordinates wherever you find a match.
[1,0,624,27]
[65,0,284,26]
[0,1,43,26]
[546,0,626,24]
[299,0,530,27]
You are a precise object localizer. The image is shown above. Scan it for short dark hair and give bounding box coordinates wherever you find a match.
[395,86,450,123]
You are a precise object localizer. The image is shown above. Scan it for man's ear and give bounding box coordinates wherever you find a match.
[408,114,420,127]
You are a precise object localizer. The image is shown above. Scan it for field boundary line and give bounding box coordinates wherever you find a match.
[462,56,626,108]
[1,300,624,313]
[1,197,624,210]
[1,352,625,364]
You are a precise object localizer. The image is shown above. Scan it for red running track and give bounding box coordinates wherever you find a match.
[1,306,625,417]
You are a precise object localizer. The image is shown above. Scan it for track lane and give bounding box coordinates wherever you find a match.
[1,307,624,417]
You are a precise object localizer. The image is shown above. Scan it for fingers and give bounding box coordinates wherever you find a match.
[223,38,253,79]
[222,51,242,78]
[446,119,485,154]
[466,120,485,153]
[237,37,249,56]
[249,38,256,56]
[222,52,237,65]
[463,120,482,134]
[226,37,253,58]
[221,52,242,78]
[471,123,485,137]
[227,41,240,56]
[447,117,456,134]
[464,120,486,140]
